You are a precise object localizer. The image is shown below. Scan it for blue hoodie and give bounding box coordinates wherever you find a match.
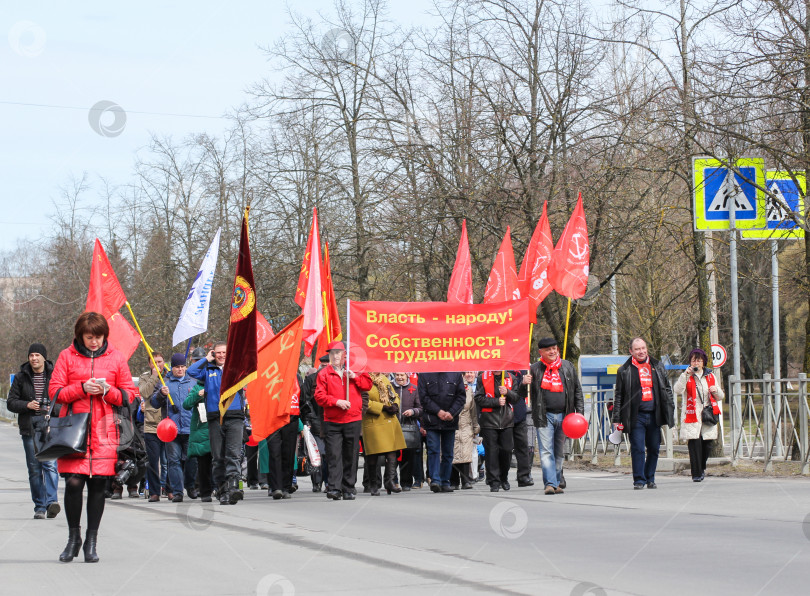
[186,358,245,418]
[150,372,195,434]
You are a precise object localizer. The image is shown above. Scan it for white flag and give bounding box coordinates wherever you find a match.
[172,228,221,347]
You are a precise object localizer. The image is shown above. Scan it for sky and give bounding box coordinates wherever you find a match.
[0,0,438,254]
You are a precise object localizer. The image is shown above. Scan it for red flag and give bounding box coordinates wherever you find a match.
[315,241,342,362]
[517,202,554,322]
[297,208,323,356]
[86,239,140,359]
[256,311,275,351]
[220,208,258,415]
[484,226,521,303]
[447,220,473,304]
[547,193,590,299]
[246,315,304,440]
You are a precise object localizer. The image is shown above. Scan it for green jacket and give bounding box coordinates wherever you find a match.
[183,382,210,457]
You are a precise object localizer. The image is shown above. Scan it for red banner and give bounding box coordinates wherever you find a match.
[348,300,530,373]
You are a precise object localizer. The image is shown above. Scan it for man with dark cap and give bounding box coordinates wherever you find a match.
[7,343,60,519]
[418,371,467,493]
[612,337,675,489]
[300,353,330,492]
[151,353,196,502]
[314,341,373,500]
[529,338,584,495]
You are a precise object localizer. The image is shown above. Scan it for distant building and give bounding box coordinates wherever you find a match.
[0,276,43,313]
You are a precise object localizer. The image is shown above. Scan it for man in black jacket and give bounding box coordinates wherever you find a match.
[474,371,519,492]
[418,372,466,493]
[612,337,675,489]
[300,354,329,491]
[529,338,584,495]
[7,343,60,519]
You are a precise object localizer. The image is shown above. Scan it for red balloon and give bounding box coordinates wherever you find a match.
[562,413,588,439]
[156,418,178,442]
[246,435,259,447]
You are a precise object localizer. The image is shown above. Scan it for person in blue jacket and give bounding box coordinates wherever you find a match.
[186,342,246,505]
[151,353,196,502]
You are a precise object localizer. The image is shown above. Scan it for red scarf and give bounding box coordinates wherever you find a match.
[540,357,563,393]
[631,358,653,401]
[684,373,719,423]
[481,371,513,412]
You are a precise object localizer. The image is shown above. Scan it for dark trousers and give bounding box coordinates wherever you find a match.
[324,420,361,493]
[196,452,214,498]
[365,451,397,491]
[208,416,244,490]
[399,447,421,487]
[311,435,327,488]
[267,415,299,492]
[687,438,712,479]
[480,427,514,486]
[144,432,163,496]
[450,462,473,487]
[629,411,661,484]
[512,419,532,482]
[246,444,259,486]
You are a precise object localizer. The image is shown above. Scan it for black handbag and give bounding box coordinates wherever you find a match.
[33,393,89,461]
[701,401,718,426]
[400,418,422,449]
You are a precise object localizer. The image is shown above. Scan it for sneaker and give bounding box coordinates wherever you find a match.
[692,477,703,482]
[33,511,46,519]
[281,491,292,499]
[46,502,61,519]
[249,484,259,490]
[633,483,645,490]
[544,486,555,495]
[260,483,269,490]
[110,490,123,500]
[128,489,139,498]
[647,482,657,489]
[229,489,244,504]
[342,492,356,500]
[172,494,184,503]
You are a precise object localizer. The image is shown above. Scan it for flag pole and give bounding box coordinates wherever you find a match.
[562,298,572,360]
[527,322,534,408]
[345,299,351,403]
[126,301,175,406]
[184,338,192,360]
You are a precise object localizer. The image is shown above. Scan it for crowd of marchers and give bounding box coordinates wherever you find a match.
[9,312,725,563]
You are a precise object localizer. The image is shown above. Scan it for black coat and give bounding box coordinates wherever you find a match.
[299,368,324,437]
[393,382,422,422]
[511,370,529,424]
[474,371,519,430]
[7,360,56,436]
[612,356,675,432]
[418,372,467,431]
[529,359,584,428]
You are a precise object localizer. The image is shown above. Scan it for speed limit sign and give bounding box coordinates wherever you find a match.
[711,344,727,368]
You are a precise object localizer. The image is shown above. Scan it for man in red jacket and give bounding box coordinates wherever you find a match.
[314,341,372,500]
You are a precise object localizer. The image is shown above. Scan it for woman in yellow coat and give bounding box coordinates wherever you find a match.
[363,373,407,495]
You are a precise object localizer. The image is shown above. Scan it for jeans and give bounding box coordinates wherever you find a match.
[21,434,58,512]
[629,411,661,484]
[537,412,565,488]
[144,432,163,496]
[166,434,196,495]
[208,416,245,490]
[425,429,455,487]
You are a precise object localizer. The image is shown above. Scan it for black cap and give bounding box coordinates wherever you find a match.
[171,353,186,367]
[537,337,558,349]
[190,347,207,360]
[319,354,330,363]
[28,343,47,360]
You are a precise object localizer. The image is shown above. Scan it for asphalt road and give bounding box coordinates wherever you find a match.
[1,421,808,596]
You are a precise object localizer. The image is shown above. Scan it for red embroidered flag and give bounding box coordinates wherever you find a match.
[484,226,520,303]
[219,208,258,416]
[256,311,275,351]
[86,239,140,359]
[246,315,304,440]
[517,202,554,322]
[447,220,473,304]
[547,193,589,299]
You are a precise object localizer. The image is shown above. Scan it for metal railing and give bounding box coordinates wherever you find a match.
[729,373,809,474]
[0,397,18,423]
[570,387,674,464]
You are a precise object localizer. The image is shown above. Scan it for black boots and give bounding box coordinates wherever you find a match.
[83,530,99,563]
[228,477,243,504]
[59,527,82,562]
[384,453,401,495]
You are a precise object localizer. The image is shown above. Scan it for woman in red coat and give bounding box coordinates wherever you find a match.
[49,312,136,563]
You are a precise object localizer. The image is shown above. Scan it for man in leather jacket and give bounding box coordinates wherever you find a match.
[474,371,519,492]
[612,337,675,489]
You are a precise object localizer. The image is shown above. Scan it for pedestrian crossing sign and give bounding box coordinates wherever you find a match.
[693,157,766,230]
[741,171,805,240]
